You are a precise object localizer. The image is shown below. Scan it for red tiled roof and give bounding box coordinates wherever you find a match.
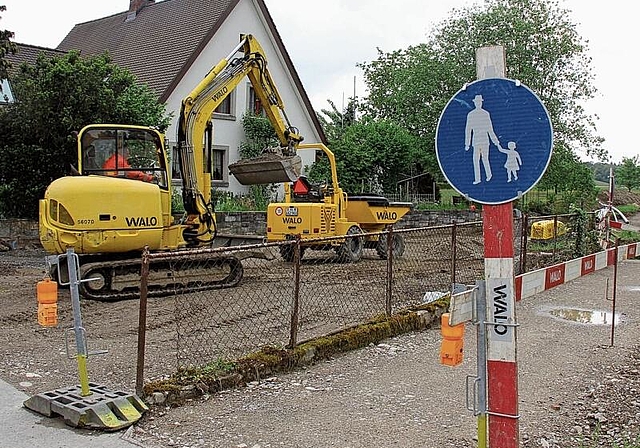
[56,0,326,143]
[5,43,67,76]
[57,0,238,100]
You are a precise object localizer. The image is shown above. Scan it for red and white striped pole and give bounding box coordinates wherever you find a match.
[484,204,519,446]
[476,47,519,447]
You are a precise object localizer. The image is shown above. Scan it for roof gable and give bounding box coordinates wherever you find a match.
[58,0,239,99]
[56,0,326,143]
[5,43,67,77]
[2,43,67,104]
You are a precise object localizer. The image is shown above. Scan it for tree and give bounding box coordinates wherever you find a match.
[308,117,422,194]
[317,97,358,144]
[360,0,605,186]
[0,50,170,218]
[0,5,17,95]
[536,142,597,209]
[616,156,640,192]
[585,161,613,183]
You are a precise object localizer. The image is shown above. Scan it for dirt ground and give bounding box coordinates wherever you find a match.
[1,216,640,447]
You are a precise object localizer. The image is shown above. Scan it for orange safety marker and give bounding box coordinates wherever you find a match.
[37,277,58,327]
[440,313,465,366]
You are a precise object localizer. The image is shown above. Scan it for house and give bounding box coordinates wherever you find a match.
[1,43,66,105]
[57,0,325,193]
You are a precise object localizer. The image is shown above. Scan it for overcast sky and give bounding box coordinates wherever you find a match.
[2,0,636,163]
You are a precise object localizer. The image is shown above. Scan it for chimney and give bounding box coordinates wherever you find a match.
[126,0,154,22]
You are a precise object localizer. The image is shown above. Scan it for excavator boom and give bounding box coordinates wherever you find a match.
[178,34,303,204]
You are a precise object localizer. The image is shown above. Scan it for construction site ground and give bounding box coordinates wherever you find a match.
[0,212,639,447]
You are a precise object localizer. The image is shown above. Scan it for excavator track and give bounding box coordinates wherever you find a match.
[78,255,243,302]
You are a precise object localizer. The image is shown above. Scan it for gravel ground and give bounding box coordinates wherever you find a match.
[1,216,640,447]
[122,258,640,448]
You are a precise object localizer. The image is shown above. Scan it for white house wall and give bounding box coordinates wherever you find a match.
[164,0,319,195]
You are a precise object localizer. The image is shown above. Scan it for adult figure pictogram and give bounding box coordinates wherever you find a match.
[464,94,503,185]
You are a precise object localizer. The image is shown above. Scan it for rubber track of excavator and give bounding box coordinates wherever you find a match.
[78,256,244,301]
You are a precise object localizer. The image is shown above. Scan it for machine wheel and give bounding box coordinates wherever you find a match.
[336,226,364,263]
[279,245,305,262]
[376,233,406,259]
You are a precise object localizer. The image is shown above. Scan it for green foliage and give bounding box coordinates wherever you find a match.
[613,229,640,245]
[171,188,185,214]
[616,204,640,215]
[308,117,423,194]
[585,161,613,183]
[0,5,16,84]
[234,113,279,209]
[0,144,51,218]
[238,113,278,158]
[317,97,358,143]
[568,205,599,257]
[616,156,640,192]
[213,189,269,212]
[537,146,598,208]
[0,50,170,218]
[359,0,606,192]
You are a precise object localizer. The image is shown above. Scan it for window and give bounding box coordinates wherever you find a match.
[171,143,181,181]
[212,145,229,185]
[213,90,235,118]
[80,127,168,188]
[247,85,264,116]
[214,95,231,115]
[0,79,14,104]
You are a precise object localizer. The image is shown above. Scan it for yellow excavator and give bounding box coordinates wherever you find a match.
[39,34,304,300]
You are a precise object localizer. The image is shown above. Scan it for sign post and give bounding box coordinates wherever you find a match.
[435,46,553,448]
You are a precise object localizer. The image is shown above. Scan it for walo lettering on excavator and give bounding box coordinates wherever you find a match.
[125,216,158,227]
[376,211,397,221]
[213,86,229,102]
[282,217,303,224]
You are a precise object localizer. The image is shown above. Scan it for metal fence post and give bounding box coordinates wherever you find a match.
[288,237,301,348]
[610,238,619,347]
[136,247,150,397]
[521,214,528,274]
[553,214,558,261]
[386,225,393,316]
[451,221,458,289]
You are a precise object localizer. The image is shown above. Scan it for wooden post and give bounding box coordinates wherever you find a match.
[476,46,519,448]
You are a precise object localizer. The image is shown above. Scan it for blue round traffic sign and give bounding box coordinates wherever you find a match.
[435,78,553,205]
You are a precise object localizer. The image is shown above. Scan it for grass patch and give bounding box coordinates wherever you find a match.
[612,228,640,244]
[617,204,640,215]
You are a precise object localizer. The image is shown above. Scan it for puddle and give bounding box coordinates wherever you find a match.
[623,286,640,292]
[547,307,620,325]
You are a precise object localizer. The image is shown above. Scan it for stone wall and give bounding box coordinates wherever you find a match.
[0,219,39,250]
[213,209,481,235]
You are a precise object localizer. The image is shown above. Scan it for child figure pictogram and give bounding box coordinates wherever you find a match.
[498,141,522,182]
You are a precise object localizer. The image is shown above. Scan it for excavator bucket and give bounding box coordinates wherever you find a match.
[229,154,302,185]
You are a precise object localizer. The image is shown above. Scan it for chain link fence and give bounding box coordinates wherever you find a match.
[138,222,484,373]
[520,212,598,272]
[135,212,597,386]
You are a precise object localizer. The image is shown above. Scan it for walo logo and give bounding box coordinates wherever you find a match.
[125,216,158,227]
[282,217,302,224]
[376,211,397,220]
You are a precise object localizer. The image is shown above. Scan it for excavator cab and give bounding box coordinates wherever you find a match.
[80,127,168,187]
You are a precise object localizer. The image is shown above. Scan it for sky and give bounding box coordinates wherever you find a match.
[1,0,636,163]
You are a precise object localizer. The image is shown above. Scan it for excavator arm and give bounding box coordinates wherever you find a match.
[176,34,304,245]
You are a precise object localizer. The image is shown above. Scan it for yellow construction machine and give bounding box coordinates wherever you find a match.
[39,34,304,300]
[233,142,413,262]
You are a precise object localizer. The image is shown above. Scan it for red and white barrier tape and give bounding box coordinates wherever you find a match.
[515,242,639,301]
